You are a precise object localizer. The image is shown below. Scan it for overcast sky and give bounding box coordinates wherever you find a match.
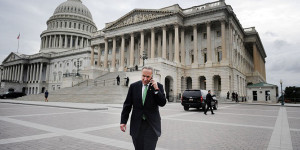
[1,0,299,90]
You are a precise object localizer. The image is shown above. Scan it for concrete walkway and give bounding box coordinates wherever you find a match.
[0,99,123,110]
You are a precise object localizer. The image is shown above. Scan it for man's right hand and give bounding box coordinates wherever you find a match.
[120,124,126,132]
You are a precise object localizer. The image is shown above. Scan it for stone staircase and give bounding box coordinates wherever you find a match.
[17,85,129,104]
[16,71,131,104]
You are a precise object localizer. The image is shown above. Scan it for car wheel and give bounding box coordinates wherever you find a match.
[213,103,218,110]
[184,106,189,111]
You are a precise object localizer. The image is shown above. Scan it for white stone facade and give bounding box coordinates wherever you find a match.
[0,0,267,102]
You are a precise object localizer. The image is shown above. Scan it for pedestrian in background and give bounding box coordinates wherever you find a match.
[116,75,120,85]
[44,90,49,102]
[204,90,214,115]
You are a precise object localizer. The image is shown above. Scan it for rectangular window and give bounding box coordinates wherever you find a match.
[204,53,207,63]
[217,31,221,37]
[74,23,76,29]
[65,22,67,28]
[69,23,71,28]
[191,35,194,41]
[218,51,222,62]
[203,33,207,39]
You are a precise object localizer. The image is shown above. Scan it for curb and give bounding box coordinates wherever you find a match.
[0,100,108,111]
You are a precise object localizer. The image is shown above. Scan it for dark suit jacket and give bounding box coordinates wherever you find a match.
[206,93,213,103]
[120,80,166,138]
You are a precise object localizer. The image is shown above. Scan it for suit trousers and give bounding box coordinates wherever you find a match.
[204,103,214,114]
[132,119,158,150]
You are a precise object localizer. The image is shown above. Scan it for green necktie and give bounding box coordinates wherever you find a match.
[142,85,148,120]
[142,85,148,105]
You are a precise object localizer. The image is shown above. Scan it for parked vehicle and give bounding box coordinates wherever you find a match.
[0,92,26,99]
[181,89,218,111]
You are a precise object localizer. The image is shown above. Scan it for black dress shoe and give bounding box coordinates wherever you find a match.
[204,113,207,115]
[212,113,215,115]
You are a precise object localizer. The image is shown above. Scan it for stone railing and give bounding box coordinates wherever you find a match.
[183,1,223,14]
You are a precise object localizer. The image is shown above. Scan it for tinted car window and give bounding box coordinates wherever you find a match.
[183,91,201,97]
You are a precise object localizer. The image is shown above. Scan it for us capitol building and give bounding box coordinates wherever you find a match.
[0,0,267,101]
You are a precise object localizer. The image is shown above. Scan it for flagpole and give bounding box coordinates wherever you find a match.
[17,32,20,53]
[17,39,19,53]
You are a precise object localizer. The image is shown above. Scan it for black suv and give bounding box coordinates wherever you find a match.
[0,92,26,99]
[181,89,218,111]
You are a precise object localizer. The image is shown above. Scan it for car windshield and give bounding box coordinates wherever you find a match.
[183,91,201,97]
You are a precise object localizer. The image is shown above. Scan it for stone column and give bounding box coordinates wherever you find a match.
[253,43,259,72]
[111,37,116,71]
[75,36,79,49]
[32,63,36,83]
[104,38,108,69]
[40,38,43,49]
[64,35,68,48]
[45,64,50,81]
[140,31,144,66]
[36,63,40,83]
[221,20,227,61]
[17,65,20,81]
[206,22,212,63]
[53,35,57,48]
[39,63,43,83]
[192,24,198,66]
[70,35,73,48]
[9,66,12,81]
[90,46,95,66]
[147,37,151,58]
[168,32,173,61]
[174,24,180,63]
[130,33,134,67]
[181,28,185,65]
[151,28,155,58]
[162,26,167,59]
[20,64,24,82]
[49,36,52,48]
[26,65,30,82]
[119,35,125,71]
[157,34,162,57]
[59,35,62,48]
[29,64,33,83]
[97,44,101,67]
[81,37,84,48]
[12,65,16,81]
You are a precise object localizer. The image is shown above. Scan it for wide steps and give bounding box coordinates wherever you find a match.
[17,85,129,104]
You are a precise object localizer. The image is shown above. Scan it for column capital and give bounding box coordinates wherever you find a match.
[192,24,198,28]
[206,21,211,25]
[219,18,227,23]
[174,23,179,28]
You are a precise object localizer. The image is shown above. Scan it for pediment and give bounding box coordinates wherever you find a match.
[2,52,23,63]
[106,9,176,30]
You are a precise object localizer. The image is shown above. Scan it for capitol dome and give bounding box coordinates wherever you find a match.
[53,0,93,20]
[40,0,97,53]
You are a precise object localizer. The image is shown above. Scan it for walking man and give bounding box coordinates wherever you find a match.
[120,66,166,150]
[204,90,214,115]
[44,90,49,102]
[116,75,120,85]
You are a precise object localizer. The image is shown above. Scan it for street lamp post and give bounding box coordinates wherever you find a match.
[141,52,148,67]
[280,80,284,106]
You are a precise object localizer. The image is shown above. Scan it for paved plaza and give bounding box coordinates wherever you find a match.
[0,101,299,150]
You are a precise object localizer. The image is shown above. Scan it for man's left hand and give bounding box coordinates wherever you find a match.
[150,79,159,90]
